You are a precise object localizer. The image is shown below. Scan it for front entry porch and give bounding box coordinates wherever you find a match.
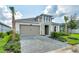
[45,25,49,35]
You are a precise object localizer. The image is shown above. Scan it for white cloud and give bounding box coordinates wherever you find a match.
[43,5,52,15]
[15,11,23,19]
[54,5,79,23]
[56,5,79,16]
[4,20,12,27]
[0,5,23,27]
[43,5,57,19]
[43,5,79,23]
[3,11,23,19]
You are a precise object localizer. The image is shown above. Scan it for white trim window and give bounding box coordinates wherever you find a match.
[44,16,50,22]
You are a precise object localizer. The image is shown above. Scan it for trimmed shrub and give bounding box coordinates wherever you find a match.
[50,32,69,38]
[50,32,60,38]
[58,32,69,36]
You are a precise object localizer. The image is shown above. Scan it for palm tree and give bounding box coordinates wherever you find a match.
[9,7,16,41]
[64,16,68,33]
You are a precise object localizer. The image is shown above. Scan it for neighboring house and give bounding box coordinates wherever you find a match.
[0,22,11,32]
[15,14,60,36]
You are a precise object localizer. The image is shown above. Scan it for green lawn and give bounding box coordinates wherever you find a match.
[61,34,79,45]
[70,34,79,39]
[67,40,79,45]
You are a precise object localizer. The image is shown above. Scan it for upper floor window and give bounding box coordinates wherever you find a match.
[35,18,38,22]
[44,16,50,22]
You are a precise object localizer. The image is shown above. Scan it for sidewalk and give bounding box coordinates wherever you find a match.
[47,45,79,53]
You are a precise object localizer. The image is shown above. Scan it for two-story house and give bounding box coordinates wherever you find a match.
[15,14,60,36]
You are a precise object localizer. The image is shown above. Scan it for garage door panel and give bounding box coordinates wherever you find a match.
[20,25,40,35]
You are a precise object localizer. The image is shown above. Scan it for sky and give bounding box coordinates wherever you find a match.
[0,5,79,26]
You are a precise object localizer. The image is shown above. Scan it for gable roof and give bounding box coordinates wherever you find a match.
[15,14,53,23]
[16,17,36,23]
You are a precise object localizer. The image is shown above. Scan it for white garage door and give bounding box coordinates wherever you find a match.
[20,25,40,36]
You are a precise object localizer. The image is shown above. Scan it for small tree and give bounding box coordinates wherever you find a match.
[68,19,77,33]
[64,16,69,33]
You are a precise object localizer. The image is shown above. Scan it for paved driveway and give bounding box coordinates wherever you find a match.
[20,35,70,53]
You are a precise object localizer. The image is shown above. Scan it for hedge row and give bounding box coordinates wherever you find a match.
[50,32,69,42]
[50,32,69,38]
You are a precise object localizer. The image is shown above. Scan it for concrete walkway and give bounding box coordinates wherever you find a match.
[20,36,70,53]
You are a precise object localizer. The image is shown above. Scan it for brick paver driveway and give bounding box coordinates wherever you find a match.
[20,35,70,53]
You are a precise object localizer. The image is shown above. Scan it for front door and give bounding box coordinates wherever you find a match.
[45,25,49,35]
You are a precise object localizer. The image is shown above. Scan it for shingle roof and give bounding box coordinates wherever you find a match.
[16,17,36,23]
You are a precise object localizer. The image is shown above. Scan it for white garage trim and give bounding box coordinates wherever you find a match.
[19,23,40,25]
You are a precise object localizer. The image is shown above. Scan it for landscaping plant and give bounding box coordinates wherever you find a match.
[0,31,21,53]
[4,31,21,53]
[0,35,11,53]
